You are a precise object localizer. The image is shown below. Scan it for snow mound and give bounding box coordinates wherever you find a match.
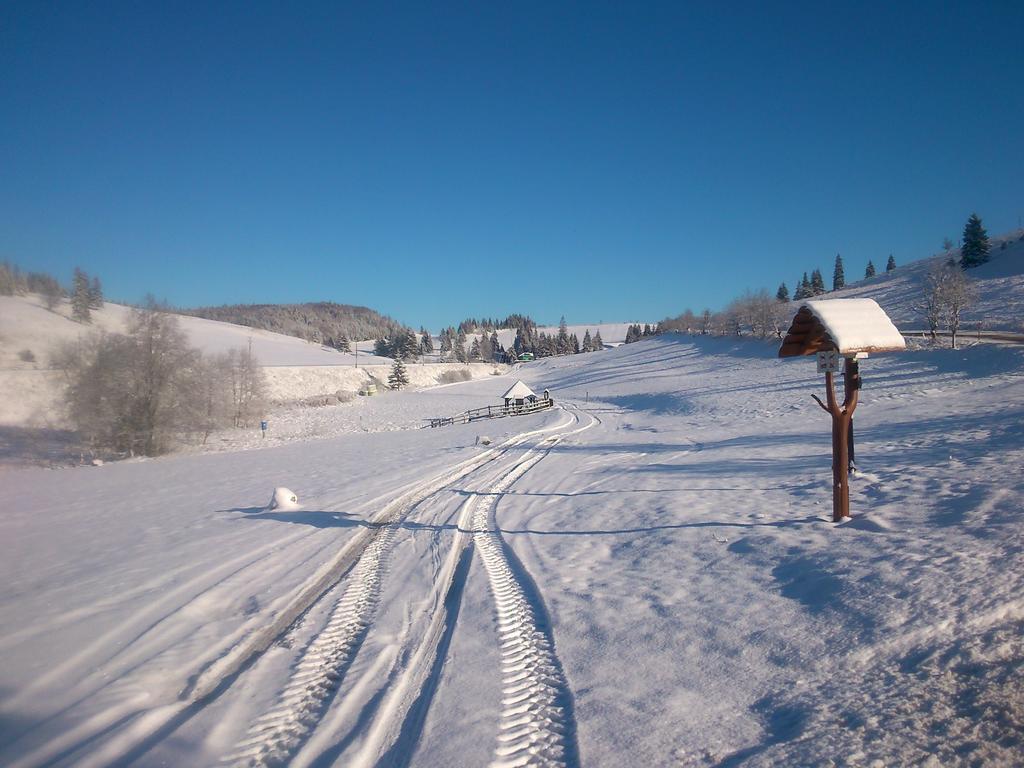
[267,487,300,511]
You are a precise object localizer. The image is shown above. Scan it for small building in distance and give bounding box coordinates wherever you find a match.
[502,380,538,409]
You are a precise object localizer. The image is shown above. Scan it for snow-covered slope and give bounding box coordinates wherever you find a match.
[0,295,506,428]
[0,293,391,370]
[826,229,1024,332]
[2,334,1021,766]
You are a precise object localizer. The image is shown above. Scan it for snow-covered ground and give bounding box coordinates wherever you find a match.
[2,333,1022,766]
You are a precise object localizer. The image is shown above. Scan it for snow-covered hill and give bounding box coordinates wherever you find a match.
[826,229,1024,332]
[0,295,505,429]
[1,334,1021,766]
[0,293,391,370]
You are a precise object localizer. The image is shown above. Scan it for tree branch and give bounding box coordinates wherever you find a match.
[810,393,830,413]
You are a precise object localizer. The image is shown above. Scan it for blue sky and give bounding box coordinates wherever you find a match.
[2,1,1022,329]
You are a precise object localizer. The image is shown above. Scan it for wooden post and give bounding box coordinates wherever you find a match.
[844,359,861,471]
[812,357,859,521]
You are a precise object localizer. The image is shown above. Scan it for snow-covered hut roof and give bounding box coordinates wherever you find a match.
[779,298,906,358]
[501,380,537,400]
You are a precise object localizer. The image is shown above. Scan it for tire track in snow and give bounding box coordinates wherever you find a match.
[220,525,397,767]
[474,406,597,768]
[353,492,479,768]
[8,415,575,768]
[308,409,593,768]
[186,413,572,704]
[208,415,577,767]
[227,425,571,768]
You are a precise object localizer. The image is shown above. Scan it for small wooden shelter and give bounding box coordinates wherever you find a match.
[779,299,905,522]
[502,380,538,408]
[779,299,906,359]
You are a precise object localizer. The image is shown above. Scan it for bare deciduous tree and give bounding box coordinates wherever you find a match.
[700,309,712,335]
[218,343,268,428]
[913,266,945,340]
[916,263,978,348]
[938,267,977,349]
[54,300,268,456]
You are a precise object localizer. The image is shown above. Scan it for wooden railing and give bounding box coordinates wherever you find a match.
[428,399,554,428]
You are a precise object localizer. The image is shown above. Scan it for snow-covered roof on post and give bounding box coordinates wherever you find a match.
[779,298,906,358]
[501,380,537,400]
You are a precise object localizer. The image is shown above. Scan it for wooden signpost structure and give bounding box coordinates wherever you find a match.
[779,299,905,522]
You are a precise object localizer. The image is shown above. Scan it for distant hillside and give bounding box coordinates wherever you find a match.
[827,228,1024,333]
[659,226,1024,338]
[184,301,406,345]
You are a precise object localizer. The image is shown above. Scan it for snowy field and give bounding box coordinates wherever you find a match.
[2,333,1022,766]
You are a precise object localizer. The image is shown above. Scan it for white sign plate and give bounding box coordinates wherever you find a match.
[817,351,842,373]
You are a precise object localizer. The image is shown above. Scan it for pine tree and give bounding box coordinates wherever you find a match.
[864,260,876,279]
[337,335,351,353]
[88,276,104,309]
[832,254,845,291]
[582,329,593,352]
[556,316,570,355]
[776,282,789,302]
[388,359,410,389]
[810,269,826,295]
[886,254,896,273]
[593,330,604,349]
[572,333,580,354]
[643,323,652,336]
[420,327,434,354]
[469,338,481,360]
[795,272,811,300]
[397,329,419,360]
[71,267,91,323]
[489,332,500,360]
[960,213,990,269]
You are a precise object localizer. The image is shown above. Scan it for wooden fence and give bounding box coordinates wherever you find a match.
[428,399,554,428]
